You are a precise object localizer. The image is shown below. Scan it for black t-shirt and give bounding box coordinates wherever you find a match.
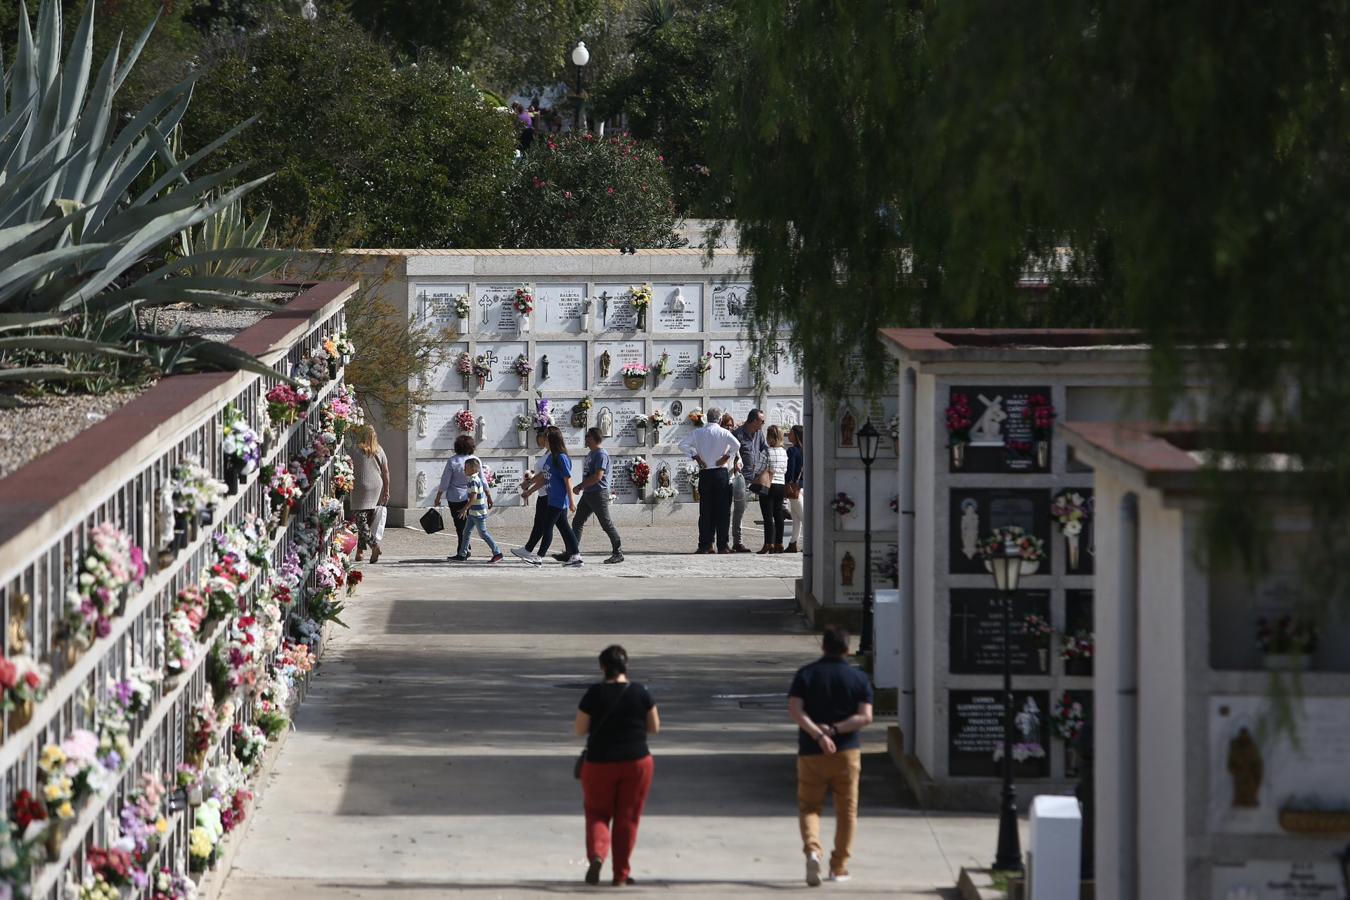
[579,681,655,762]
[788,656,874,756]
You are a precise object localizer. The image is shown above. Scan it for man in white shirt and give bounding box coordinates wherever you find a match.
[678,405,741,554]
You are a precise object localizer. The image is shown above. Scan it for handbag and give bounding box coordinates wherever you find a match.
[785,483,802,500]
[418,507,445,535]
[575,683,631,780]
[751,466,773,495]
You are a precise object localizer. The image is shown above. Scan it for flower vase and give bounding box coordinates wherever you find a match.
[637,483,647,500]
[1065,745,1079,777]
[44,820,65,859]
[1262,653,1313,672]
[1065,532,1080,570]
[188,784,204,806]
[60,640,83,671]
[520,374,529,391]
[457,314,469,334]
[650,426,660,446]
[696,372,705,388]
[327,358,338,380]
[623,375,645,391]
[835,513,846,531]
[635,423,648,444]
[173,512,189,551]
[637,308,646,330]
[519,313,531,333]
[518,428,529,449]
[7,699,33,734]
[950,441,967,470]
[342,352,352,367]
[1038,647,1048,673]
[1036,439,1050,469]
[461,374,471,391]
[225,457,242,495]
[692,482,701,502]
[279,505,291,527]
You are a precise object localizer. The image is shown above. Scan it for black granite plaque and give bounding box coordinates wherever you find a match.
[947,386,1052,473]
[1053,488,1095,576]
[949,590,1052,675]
[948,689,1052,778]
[948,488,1052,575]
[1063,589,1094,677]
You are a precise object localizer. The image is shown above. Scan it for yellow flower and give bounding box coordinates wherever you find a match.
[56,802,74,819]
[155,818,168,834]
[43,783,65,803]
[189,826,214,858]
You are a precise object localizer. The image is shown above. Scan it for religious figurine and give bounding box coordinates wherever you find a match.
[840,409,857,447]
[971,394,1007,445]
[476,415,486,443]
[539,355,549,380]
[417,409,428,439]
[416,472,428,500]
[7,592,29,655]
[600,350,612,379]
[960,499,980,560]
[670,288,686,314]
[658,466,672,489]
[599,407,614,438]
[1227,727,1263,808]
[841,551,856,586]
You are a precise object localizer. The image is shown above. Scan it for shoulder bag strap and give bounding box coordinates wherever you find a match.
[585,683,632,752]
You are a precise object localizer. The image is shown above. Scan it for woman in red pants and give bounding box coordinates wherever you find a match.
[574,645,660,886]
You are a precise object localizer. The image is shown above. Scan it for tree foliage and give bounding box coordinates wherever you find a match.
[182,13,517,249]
[505,132,681,248]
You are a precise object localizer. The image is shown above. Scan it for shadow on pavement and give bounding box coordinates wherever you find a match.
[383,597,807,635]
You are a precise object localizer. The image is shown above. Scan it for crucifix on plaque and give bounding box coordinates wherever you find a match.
[714,345,733,381]
[767,342,786,375]
[598,291,611,327]
[481,349,499,381]
[477,293,496,326]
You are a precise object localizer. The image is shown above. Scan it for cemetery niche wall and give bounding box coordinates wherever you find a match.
[351,251,802,525]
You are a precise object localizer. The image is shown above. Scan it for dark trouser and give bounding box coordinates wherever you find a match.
[759,483,786,545]
[353,508,375,552]
[697,468,732,551]
[525,495,566,551]
[573,491,622,552]
[536,503,581,557]
[448,500,470,555]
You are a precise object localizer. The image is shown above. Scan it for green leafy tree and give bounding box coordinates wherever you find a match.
[183,14,517,249]
[504,133,681,248]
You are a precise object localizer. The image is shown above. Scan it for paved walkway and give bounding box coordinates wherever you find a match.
[221,528,999,898]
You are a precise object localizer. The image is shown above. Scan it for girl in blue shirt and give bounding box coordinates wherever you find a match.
[526,429,583,566]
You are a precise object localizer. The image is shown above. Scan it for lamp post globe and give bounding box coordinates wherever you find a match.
[856,420,880,654]
[571,42,591,131]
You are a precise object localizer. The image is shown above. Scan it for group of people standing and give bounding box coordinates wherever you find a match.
[678,407,806,555]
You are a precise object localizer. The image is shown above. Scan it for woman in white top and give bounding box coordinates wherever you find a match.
[757,424,789,553]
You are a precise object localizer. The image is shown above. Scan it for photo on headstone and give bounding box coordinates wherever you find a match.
[474,284,523,335]
[1063,590,1094,677]
[710,282,753,332]
[948,488,1052,574]
[535,283,588,334]
[948,590,1052,675]
[414,283,471,332]
[595,284,641,332]
[946,385,1053,473]
[948,689,1051,778]
[653,283,703,332]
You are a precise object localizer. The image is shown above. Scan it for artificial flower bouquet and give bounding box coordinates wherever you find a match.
[471,355,492,382]
[232,723,268,768]
[335,330,356,361]
[687,408,705,426]
[629,459,651,488]
[221,404,260,479]
[453,294,472,319]
[86,846,136,889]
[653,351,672,377]
[164,610,198,678]
[454,409,477,433]
[172,459,226,521]
[976,525,1046,562]
[1061,630,1094,662]
[1022,614,1056,649]
[1051,691,1086,742]
[830,493,856,517]
[513,286,534,316]
[209,615,263,700]
[151,867,197,900]
[628,283,653,310]
[0,653,49,718]
[695,352,713,376]
[1023,394,1056,440]
[264,466,302,516]
[188,798,223,871]
[264,384,307,428]
[1050,490,1090,535]
[1256,615,1318,656]
[63,522,146,648]
[456,351,474,378]
[647,409,673,428]
[323,385,361,440]
[619,362,649,378]
[945,393,974,445]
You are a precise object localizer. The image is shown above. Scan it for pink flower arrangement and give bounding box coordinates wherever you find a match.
[265,384,307,426]
[513,287,534,316]
[456,352,473,376]
[945,393,974,444]
[62,522,146,647]
[454,409,477,433]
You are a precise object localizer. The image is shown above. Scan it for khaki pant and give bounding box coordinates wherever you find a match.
[797,748,861,873]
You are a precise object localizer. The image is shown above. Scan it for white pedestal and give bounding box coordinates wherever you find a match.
[873,589,900,689]
[1029,794,1082,900]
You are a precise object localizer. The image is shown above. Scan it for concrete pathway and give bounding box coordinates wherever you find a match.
[221,529,1001,899]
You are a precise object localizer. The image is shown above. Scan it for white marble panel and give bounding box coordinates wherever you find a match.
[652,283,704,332]
[414,283,470,332]
[610,455,644,503]
[480,457,526,507]
[427,342,470,392]
[595,399,648,449]
[654,454,697,497]
[704,339,755,389]
[413,458,447,505]
[651,340,702,391]
[718,396,757,426]
[594,341,647,390]
[475,400,531,451]
[416,403,472,451]
[474,283,524,335]
[765,397,805,430]
[594,284,642,332]
[473,341,529,393]
[833,541,899,605]
[761,338,803,390]
[710,282,754,332]
[535,341,587,392]
[536,283,588,334]
[833,468,899,533]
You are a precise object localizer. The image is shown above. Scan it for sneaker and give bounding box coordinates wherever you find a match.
[805,854,822,887]
[447,554,468,562]
[585,858,603,886]
[510,548,536,564]
[603,552,624,564]
[827,871,851,883]
[489,553,504,563]
[564,555,584,567]
[551,552,569,562]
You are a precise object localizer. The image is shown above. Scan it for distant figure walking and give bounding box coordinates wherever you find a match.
[513,101,535,151]
[433,434,478,561]
[348,424,389,563]
[569,428,624,564]
[758,424,788,553]
[516,428,583,566]
[575,645,660,887]
[679,405,741,554]
[785,424,805,553]
[514,427,567,564]
[788,627,874,887]
[458,458,503,563]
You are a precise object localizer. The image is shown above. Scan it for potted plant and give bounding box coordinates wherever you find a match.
[695,352,713,388]
[221,404,260,495]
[629,284,653,330]
[978,525,1046,577]
[513,285,534,332]
[620,362,649,390]
[512,354,534,390]
[456,352,474,390]
[630,458,651,500]
[1050,490,1090,570]
[1022,613,1056,672]
[454,294,472,332]
[830,492,856,530]
[516,414,533,448]
[1256,615,1317,670]
[945,393,974,469]
[472,355,492,390]
[1023,394,1056,468]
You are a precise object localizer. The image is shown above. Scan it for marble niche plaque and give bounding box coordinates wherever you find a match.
[594,284,641,332]
[652,283,704,332]
[534,341,587,392]
[610,456,642,503]
[480,456,525,508]
[948,590,1052,675]
[834,541,898,605]
[705,340,755,389]
[476,400,529,450]
[835,469,899,535]
[413,458,446,505]
[416,403,479,451]
[948,689,1051,778]
[415,283,470,332]
[472,342,528,393]
[426,342,470,392]
[710,282,753,332]
[474,284,522,335]
[837,395,899,455]
[719,396,757,427]
[1210,861,1345,900]
[594,341,646,390]
[651,341,702,391]
[1063,590,1094,677]
[948,488,1052,575]
[947,385,1052,473]
[536,283,588,334]
[655,455,695,498]
[759,338,802,390]
[603,399,648,448]
[765,398,805,430]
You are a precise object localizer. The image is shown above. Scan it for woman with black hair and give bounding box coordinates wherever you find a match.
[522,428,583,566]
[433,434,479,561]
[574,645,660,887]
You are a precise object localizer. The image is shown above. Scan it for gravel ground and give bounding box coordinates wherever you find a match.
[0,390,146,480]
[141,291,297,343]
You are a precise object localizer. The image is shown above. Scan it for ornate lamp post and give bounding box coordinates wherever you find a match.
[984,528,1025,874]
[856,419,880,654]
[571,41,591,132]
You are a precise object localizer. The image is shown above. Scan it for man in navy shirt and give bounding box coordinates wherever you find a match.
[569,428,624,564]
[788,626,874,887]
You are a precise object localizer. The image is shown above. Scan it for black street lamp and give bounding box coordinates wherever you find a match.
[571,41,590,132]
[988,537,1024,874]
[1336,843,1350,898]
[856,419,880,654]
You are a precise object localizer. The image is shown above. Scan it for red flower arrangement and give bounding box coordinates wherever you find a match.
[629,459,651,487]
[12,789,46,832]
[346,570,364,597]
[1023,394,1056,439]
[222,790,252,833]
[88,846,136,887]
[513,287,534,316]
[945,393,974,445]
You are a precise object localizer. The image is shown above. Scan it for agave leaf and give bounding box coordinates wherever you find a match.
[143,335,300,385]
[0,336,142,358]
[57,38,118,201]
[55,3,96,157]
[83,77,196,216]
[92,162,252,243]
[136,248,294,285]
[0,366,97,382]
[9,3,36,164]
[113,9,160,94]
[133,115,258,205]
[0,244,109,305]
[0,313,70,332]
[0,135,83,226]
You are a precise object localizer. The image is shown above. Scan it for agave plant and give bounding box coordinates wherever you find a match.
[0,0,291,387]
[178,193,272,279]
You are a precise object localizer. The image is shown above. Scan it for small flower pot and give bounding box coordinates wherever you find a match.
[650,427,660,446]
[225,457,242,495]
[1065,532,1081,570]
[279,505,291,527]
[457,314,469,333]
[173,512,189,551]
[476,376,486,391]
[1035,439,1050,469]
[623,375,645,391]
[188,784,204,806]
[342,352,352,366]
[636,309,647,330]
[328,358,338,380]
[518,313,531,333]
[696,372,706,388]
[7,699,33,734]
[44,819,65,859]
[950,441,967,470]
[637,484,647,500]
[1262,653,1313,672]
[634,422,648,443]
[520,374,529,391]
[461,374,471,391]
[517,428,530,449]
